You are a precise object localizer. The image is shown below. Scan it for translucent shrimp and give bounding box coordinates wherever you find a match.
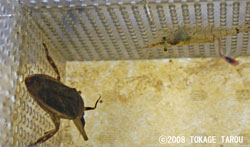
[145,22,250,51]
[144,22,250,65]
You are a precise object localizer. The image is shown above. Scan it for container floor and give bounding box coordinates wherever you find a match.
[61,57,250,146]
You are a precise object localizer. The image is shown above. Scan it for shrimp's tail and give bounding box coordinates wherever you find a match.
[218,39,239,66]
[221,56,239,66]
[238,21,250,33]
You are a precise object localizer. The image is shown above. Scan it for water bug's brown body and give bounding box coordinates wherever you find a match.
[25,74,84,120]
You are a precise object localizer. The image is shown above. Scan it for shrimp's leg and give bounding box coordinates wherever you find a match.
[157,28,168,33]
[145,48,150,59]
[218,39,239,66]
[162,44,168,52]
[161,36,168,52]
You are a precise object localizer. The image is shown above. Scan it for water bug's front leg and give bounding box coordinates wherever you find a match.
[43,43,61,81]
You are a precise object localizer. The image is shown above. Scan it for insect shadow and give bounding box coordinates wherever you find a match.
[25,43,102,146]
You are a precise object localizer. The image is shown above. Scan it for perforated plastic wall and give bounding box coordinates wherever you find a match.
[1,1,66,146]
[20,0,250,60]
[0,0,21,145]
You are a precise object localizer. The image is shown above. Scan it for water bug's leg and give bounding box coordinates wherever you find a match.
[43,43,61,81]
[28,113,60,146]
